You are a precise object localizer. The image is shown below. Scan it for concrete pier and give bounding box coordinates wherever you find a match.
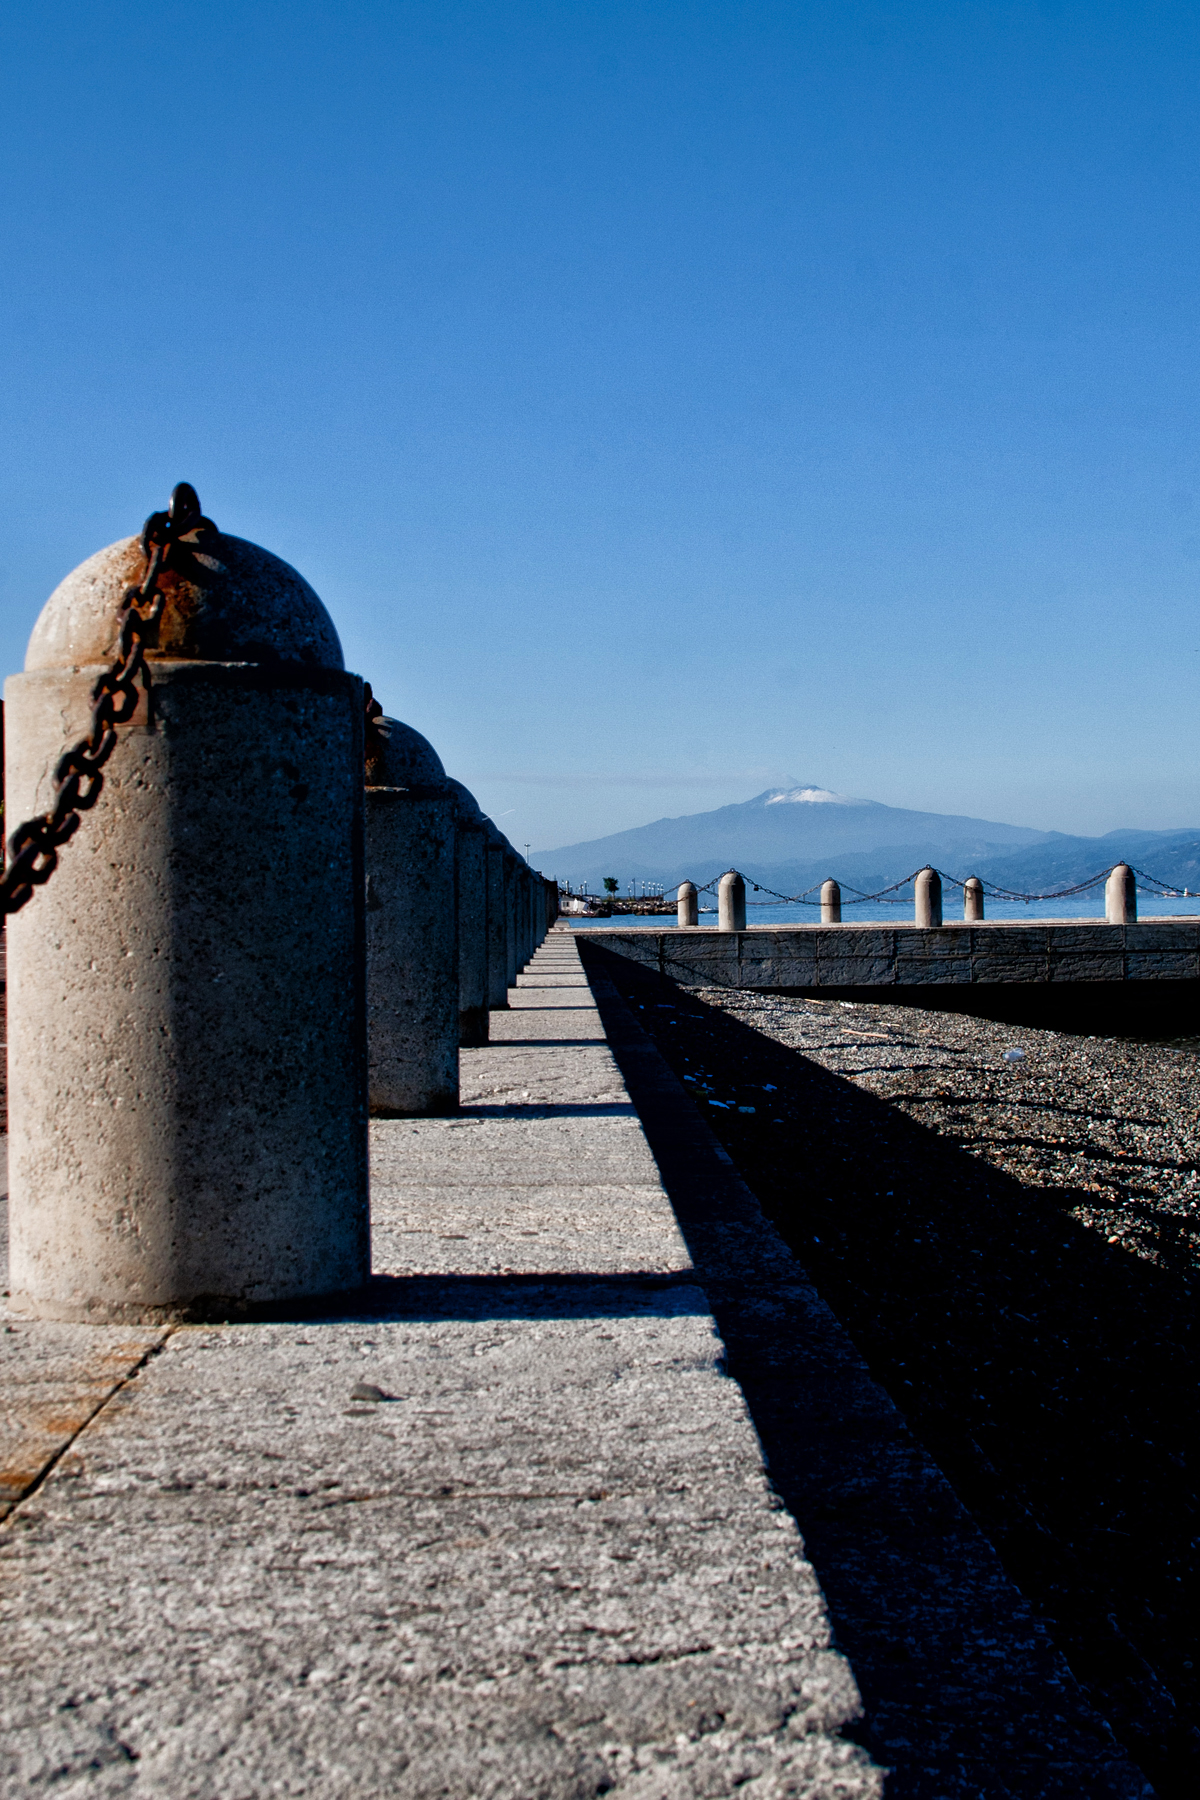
[0,931,1148,1795]
[0,938,875,1795]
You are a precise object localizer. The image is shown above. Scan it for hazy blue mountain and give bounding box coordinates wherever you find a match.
[537,788,1200,900]
[974,830,1200,895]
[537,785,1060,892]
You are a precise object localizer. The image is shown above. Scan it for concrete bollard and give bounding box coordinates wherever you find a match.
[718,869,747,932]
[915,866,943,928]
[484,822,509,1008]
[447,778,489,1047]
[678,880,698,927]
[503,843,519,988]
[365,718,458,1115]
[524,868,536,961]
[964,876,985,921]
[515,862,530,970]
[821,878,841,924]
[6,508,368,1321]
[1106,862,1137,924]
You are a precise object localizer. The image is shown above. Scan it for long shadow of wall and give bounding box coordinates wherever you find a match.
[785,977,1200,1040]
[580,941,1196,1799]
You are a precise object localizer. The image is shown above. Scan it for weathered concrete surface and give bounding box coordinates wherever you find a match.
[370,947,688,1281]
[25,532,344,672]
[484,831,510,1009]
[584,919,1200,988]
[0,939,879,1798]
[0,1316,168,1523]
[0,935,1151,1796]
[365,719,458,1116]
[6,648,368,1324]
[447,779,489,1047]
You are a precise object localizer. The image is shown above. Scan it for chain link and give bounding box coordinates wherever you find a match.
[363,682,387,781]
[606,862,1188,910]
[1,483,214,916]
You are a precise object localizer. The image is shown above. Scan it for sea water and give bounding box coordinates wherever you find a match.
[567,892,1200,928]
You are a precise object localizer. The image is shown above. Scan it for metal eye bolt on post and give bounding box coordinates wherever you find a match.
[3,485,368,1322]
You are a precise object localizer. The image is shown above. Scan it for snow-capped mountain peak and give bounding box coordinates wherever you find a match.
[764,786,867,807]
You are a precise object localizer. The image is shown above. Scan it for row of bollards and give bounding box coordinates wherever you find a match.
[676,863,1139,927]
[360,716,554,1118]
[4,504,555,1324]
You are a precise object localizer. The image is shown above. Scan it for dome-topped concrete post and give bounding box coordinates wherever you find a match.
[718,870,746,931]
[678,880,698,927]
[1106,862,1137,924]
[821,879,841,924]
[484,822,509,1009]
[516,864,530,969]
[915,866,943,928]
[447,778,489,1047]
[365,718,458,1114]
[503,843,519,988]
[964,877,985,921]
[523,867,535,962]
[5,492,368,1321]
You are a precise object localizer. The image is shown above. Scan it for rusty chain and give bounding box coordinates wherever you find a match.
[363,681,387,782]
[0,482,215,916]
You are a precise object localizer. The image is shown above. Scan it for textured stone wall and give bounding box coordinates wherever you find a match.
[581,920,1200,988]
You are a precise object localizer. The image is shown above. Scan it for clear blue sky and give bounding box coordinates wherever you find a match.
[3,1,1199,852]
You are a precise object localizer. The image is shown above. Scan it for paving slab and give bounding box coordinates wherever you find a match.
[0,938,880,1798]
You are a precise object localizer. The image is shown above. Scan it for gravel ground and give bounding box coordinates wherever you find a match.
[705,992,1200,1277]
[586,948,1199,1799]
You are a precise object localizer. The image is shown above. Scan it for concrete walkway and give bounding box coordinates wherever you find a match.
[0,935,880,1798]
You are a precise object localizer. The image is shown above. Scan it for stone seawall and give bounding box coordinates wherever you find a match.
[579,919,1200,988]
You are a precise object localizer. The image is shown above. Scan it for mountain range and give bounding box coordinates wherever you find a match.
[536,786,1200,897]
